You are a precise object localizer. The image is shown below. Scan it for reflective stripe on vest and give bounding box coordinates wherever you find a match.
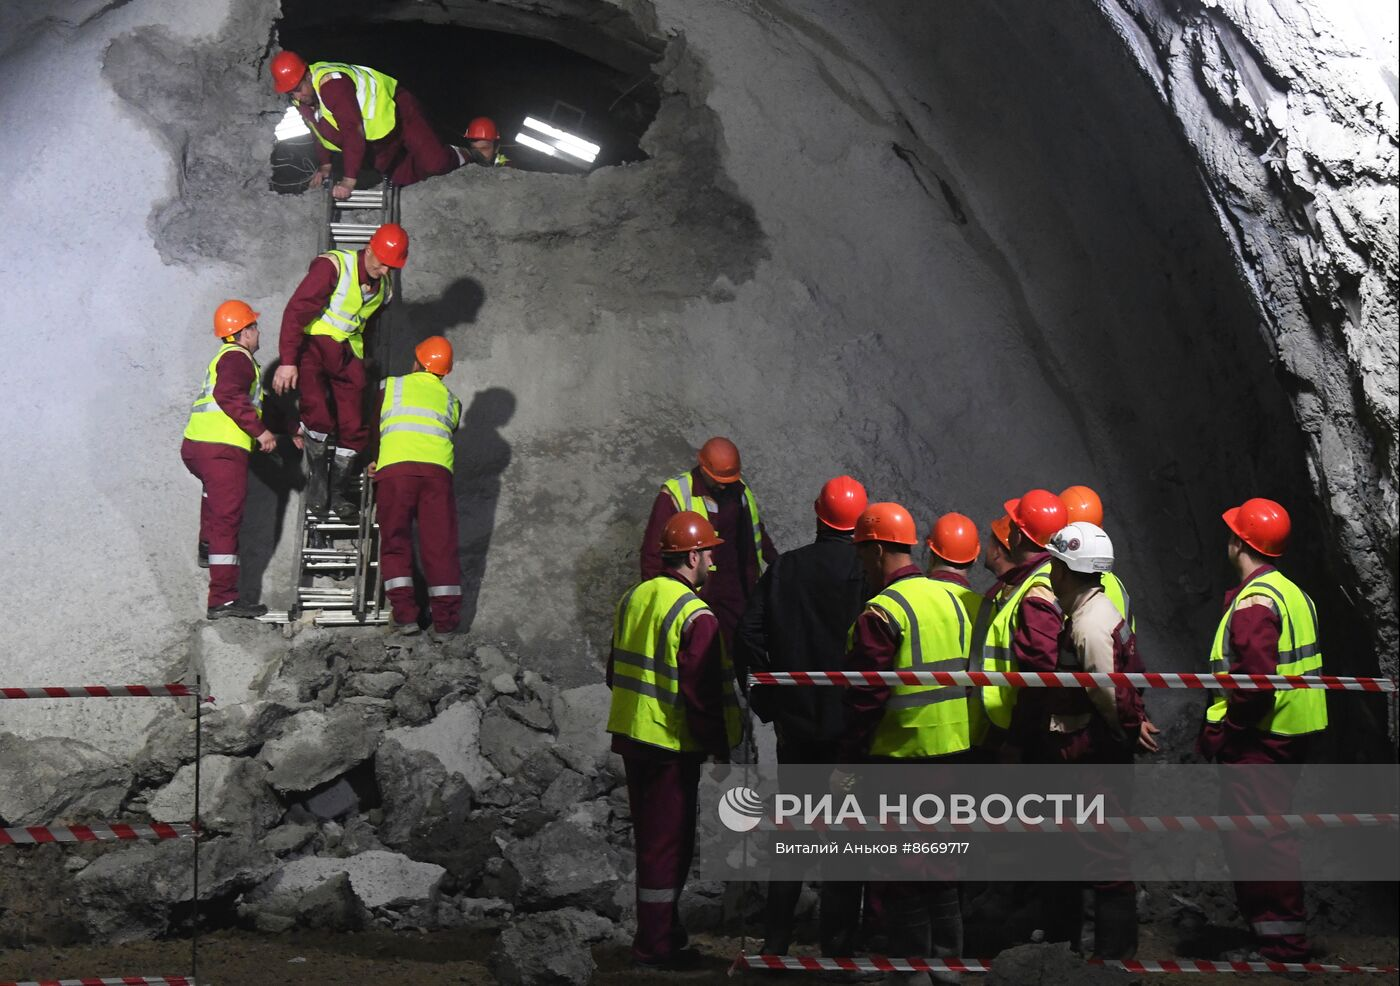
[865,576,973,759]
[978,560,1056,731]
[1205,569,1327,736]
[308,62,399,149]
[304,250,389,359]
[662,472,766,576]
[182,343,263,451]
[606,577,742,752]
[377,372,461,472]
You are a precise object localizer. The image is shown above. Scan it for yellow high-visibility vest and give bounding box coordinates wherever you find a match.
[377,372,461,471]
[304,250,389,359]
[1103,572,1135,632]
[1205,569,1327,736]
[182,343,262,451]
[662,472,766,575]
[308,61,399,149]
[864,576,973,759]
[977,560,1056,731]
[606,576,742,752]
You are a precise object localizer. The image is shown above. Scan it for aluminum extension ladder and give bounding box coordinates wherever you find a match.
[263,180,401,627]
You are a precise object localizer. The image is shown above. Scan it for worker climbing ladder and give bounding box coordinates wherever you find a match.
[269,180,401,627]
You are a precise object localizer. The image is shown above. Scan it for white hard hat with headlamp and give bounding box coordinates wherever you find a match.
[1046,521,1114,573]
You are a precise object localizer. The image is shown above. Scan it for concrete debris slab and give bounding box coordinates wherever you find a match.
[300,775,359,821]
[499,693,553,731]
[0,733,133,826]
[255,849,446,911]
[195,619,283,706]
[385,699,501,790]
[488,908,610,986]
[550,684,613,775]
[480,705,556,776]
[146,754,281,834]
[987,943,1141,985]
[503,820,623,916]
[260,708,382,793]
[347,670,406,699]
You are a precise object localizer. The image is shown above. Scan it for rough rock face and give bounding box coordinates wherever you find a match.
[1094,0,1399,675]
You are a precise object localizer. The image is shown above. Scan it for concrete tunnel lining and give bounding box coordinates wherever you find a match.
[0,0,1395,955]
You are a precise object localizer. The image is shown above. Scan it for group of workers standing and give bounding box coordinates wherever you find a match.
[605,438,1328,980]
[176,46,1333,982]
[182,51,511,632]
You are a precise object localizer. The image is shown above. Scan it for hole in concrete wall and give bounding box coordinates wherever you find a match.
[270,12,661,191]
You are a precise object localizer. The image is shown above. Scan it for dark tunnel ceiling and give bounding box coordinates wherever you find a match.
[273,15,662,176]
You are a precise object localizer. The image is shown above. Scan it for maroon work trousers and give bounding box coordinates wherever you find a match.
[299,335,369,452]
[1219,740,1309,961]
[374,90,461,187]
[181,439,249,608]
[624,755,701,963]
[375,465,462,631]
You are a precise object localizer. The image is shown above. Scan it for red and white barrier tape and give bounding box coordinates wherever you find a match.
[0,684,207,701]
[1,823,196,846]
[735,954,1400,975]
[0,978,195,985]
[770,812,1399,835]
[748,670,1397,692]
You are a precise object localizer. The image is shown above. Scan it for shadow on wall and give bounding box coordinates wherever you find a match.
[239,369,304,604]
[371,277,486,376]
[454,387,515,633]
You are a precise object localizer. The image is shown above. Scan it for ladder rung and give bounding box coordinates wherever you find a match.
[303,549,359,559]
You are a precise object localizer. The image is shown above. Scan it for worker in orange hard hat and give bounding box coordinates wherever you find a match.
[456,116,510,167]
[368,336,463,638]
[270,51,462,197]
[1060,485,1135,631]
[641,436,778,652]
[974,489,1068,756]
[181,300,283,620]
[734,475,869,959]
[274,223,408,524]
[983,515,1015,580]
[608,510,740,970]
[1197,498,1325,965]
[836,502,974,978]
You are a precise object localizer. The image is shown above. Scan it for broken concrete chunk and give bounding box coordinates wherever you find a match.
[253,849,445,911]
[550,683,613,775]
[480,705,556,776]
[0,733,134,826]
[502,820,623,916]
[488,908,601,986]
[499,694,553,731]
[987,943,1141,985]
[260,709,381,793]
[146,754,280,834]
[385,699,500,791]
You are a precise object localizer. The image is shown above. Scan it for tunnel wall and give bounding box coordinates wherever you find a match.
[0,0,1393,755]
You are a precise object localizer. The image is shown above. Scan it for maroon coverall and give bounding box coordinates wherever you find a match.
[300,76,459,187]
[1197,565,1311,962]
[639,467,778,650]
[994,551,1065,752]
[608,573,731,965]
[279,252,381,453]
[375,461,461,632]
[181,349,263,608]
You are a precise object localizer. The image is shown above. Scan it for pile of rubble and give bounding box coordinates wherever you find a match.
[0,622,734,983]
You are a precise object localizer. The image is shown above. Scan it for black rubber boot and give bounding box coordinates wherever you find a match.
[1091,888,1138,960]
[197,540,209,568]
[884,894,933,985]
[329,451,361,525]
[760,880,802,956]
[207,600,268,620]
[926,884,963,984]
[302,435,331,516]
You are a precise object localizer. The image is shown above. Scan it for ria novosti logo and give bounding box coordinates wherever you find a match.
[717,786,767,832]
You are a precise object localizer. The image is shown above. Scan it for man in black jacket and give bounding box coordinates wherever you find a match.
[734,475,871,959]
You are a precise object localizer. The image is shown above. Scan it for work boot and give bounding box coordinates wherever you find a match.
[926,885,963,984]
[207,599,268,620]
[197,540,209,568]
[383,616,422,637]
[1090,888,1138,960]
[302,434,331,516]
[329,451,362,526]
[760,880,802,958]
[884,897,933,986]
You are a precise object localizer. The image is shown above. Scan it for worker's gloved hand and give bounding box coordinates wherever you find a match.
[308,165,332,189]
[272,365,299,395]
[828,767,857,798]
[255,430,277,453]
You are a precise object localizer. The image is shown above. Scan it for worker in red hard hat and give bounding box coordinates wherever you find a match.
[1197,498,1326,965]
[368,336,462,638]
[734,476,870,960]
[1060,485,1136,632]
[270,51,463,196]
[836,502,974,983]
[974,489,1068,756]
[274,223,408,523]
[457,116,510,167]
[181,300,281,620]
[1037,520,1159,959]
[641,436,778,652]
[607,511,741,970]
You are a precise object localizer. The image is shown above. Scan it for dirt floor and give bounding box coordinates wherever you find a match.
[0,927,1396,985]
